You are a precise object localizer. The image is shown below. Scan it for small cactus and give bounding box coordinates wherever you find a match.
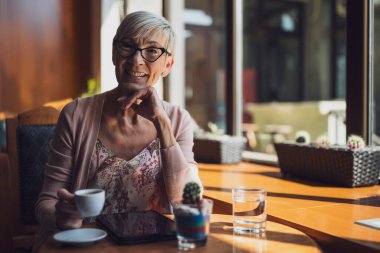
[347,135,365,149]
[316,135,330,147]
[295,131,311,144]
[182,182,201,204]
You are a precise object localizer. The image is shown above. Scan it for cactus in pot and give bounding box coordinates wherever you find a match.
[182,182,201,204]
[347,135,365,149]
[173,182,212,249]
[295,130,311,144]
[316,135,330,147]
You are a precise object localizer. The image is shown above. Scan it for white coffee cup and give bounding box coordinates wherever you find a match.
[74,189,105,217]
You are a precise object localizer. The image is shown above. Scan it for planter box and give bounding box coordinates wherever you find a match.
[274,142,380,187]
[194,136,246,164]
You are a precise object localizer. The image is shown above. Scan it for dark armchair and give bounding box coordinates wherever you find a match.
[0,106,59,252]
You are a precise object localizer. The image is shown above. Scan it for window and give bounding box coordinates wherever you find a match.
[243,0,347,155]
[180,0,373,159]
[372,1,380,144]
[183,1,227,131]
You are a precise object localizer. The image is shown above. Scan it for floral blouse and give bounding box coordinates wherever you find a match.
[87,138,169,216]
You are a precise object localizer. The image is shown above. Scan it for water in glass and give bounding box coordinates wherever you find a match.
[233,188,266,233]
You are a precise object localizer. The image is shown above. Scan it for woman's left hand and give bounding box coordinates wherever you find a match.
[118,87,167,122]
[118,86,176,148]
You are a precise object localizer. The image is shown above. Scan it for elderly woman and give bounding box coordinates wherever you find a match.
[34,11,202,249]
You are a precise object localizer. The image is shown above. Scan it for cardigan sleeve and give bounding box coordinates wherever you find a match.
[160,107,203,203]
[34,101,76,231]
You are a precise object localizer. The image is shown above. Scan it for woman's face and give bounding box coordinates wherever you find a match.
[112,33,174,96]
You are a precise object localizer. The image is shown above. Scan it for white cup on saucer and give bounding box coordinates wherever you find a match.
[74,189,105,217]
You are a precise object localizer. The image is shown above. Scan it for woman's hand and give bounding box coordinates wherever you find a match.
[118,87,167,122]
[55,188,83,230]
[118,86,176,148]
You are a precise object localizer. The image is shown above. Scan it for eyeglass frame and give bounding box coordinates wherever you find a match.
[113,40,172,63]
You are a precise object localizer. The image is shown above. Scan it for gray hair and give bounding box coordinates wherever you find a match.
[113,11,175,53]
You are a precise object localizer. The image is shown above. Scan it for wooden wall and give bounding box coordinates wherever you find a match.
[0,0,100,114]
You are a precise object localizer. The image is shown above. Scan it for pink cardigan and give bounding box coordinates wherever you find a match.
[34,92,201,250]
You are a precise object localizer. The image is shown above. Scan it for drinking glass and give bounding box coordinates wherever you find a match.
[232,187,267,234]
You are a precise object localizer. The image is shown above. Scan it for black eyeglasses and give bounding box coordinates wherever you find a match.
[113,41,172,63]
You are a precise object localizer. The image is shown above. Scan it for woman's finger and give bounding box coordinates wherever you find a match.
[118,89,147,110]
[139,87,153,101]
[57,188,75,204]
[55,202,83,230]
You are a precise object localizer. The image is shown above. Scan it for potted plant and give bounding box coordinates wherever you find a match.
[172,182,213,250]
[274,133,380,187]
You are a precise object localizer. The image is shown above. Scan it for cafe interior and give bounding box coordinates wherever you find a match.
[1,0,380,252]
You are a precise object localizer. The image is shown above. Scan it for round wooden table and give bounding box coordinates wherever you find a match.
[38,214,321,253]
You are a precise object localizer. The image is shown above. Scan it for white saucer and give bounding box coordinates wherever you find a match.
[53,228,107,246]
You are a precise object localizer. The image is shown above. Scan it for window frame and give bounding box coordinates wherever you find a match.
[346,0,371,143]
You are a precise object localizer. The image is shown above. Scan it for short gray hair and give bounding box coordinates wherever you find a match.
[113,11,175,53]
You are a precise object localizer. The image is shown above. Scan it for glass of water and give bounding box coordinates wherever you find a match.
[232,187,267,234]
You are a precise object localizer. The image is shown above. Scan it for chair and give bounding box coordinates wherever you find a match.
[242,123,259,150]
[43,98,72,111]
[0,119,6,152]
[1,106,60,252]
[0,153,12,253]
[1,112,15,152]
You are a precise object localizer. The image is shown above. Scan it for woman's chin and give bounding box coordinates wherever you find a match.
[120,81,148,93]
[125,74,149,84]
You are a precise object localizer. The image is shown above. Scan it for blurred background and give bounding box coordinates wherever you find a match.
[1,0,380,161]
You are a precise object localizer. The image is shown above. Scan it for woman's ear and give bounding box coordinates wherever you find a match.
[161,57,174,77]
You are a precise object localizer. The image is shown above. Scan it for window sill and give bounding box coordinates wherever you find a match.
[242,151,278,166]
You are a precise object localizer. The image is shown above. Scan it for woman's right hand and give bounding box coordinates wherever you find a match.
[55,188,83,230]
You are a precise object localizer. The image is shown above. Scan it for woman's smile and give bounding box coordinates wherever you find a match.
[123,69,149,84]
[129,70,148,77]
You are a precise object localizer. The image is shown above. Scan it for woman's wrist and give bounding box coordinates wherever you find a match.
[153,115,176,148]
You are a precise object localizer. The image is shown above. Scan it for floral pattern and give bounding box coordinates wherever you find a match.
[87,138,167,216]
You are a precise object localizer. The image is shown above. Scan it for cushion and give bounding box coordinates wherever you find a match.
[16,125,55,224]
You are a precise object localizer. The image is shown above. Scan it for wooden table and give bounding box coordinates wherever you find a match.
[39,214,321,253]
[199,162,380,253]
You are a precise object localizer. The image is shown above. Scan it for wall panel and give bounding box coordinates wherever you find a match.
[0,0,99,114]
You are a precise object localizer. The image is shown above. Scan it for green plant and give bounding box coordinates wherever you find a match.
[347,135,365,149]
[316,135,330,147]
[182,182,201,204]
[81,78,101,98]
[295,130,311,144]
